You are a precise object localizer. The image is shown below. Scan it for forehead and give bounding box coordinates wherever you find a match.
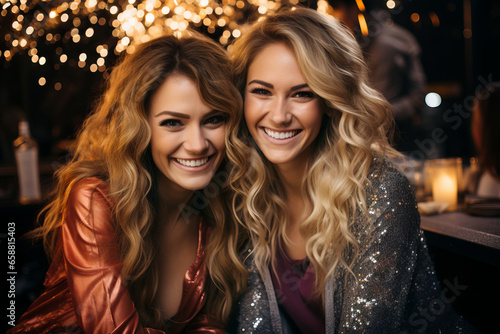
[247,43,306,85]
[148,74,210,116]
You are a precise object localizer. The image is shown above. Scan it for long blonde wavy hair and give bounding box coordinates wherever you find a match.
[31,33,246,328]
[230,7,398,295]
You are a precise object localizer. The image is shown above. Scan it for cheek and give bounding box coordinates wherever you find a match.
[244,97,260,127]
[149,141,163,171]
[149,130,174,159]
[149,133,160,157]
[302,103,324,132]
[211,127,227,151]
[149,137,166,168]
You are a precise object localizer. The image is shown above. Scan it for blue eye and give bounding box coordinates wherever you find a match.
[160,119,183,128]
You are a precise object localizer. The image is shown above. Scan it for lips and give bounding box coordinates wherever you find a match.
[263,128,301,139]
[174,157,209,167]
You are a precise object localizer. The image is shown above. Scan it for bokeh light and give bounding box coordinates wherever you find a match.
[425,92,442,108]
[0,0,281,72]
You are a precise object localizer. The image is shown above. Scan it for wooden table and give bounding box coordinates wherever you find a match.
[420,212,500,332]
[420,212,500,249]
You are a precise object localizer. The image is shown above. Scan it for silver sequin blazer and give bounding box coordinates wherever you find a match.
[229,158,472,334]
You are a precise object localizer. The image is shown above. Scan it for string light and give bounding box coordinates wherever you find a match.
[0,0,279,72]
[0,0,425,75]
[357,13,368,36]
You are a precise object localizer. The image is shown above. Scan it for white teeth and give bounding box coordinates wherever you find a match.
[264,128,299,139]
[176,157,209,167]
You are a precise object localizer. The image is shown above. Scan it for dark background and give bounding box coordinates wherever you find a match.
[1,0,500,333]
[1,0,500,169]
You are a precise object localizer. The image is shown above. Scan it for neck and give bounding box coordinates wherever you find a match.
[279,169,304,200]
[275,157,308,200]
[274,159,309,224]
[275,163,309,260]
[156,172,196,226]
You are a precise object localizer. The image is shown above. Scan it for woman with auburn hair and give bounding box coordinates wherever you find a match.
[8,33,246,333]
[228,7,473,333]
[471,82,500,198]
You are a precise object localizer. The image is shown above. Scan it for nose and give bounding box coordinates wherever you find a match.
[269,96,292,126]
[184,126,209,154]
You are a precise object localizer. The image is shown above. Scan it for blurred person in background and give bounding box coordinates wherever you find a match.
[470,82,500,198]
[330,0,426,152]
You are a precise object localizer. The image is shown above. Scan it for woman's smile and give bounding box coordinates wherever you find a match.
[262,127,302,140]
[244,43,325,168]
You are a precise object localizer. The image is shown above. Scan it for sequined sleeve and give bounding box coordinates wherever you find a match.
[227,249,280,334]
[337,165,423,331]
[62,178,164,334]
[337,162,472,333]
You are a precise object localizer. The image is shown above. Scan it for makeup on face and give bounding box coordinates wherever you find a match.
[148,74,226,192]
[244,43,325,169]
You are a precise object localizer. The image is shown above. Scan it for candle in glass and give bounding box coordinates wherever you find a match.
[432,173,458,206]
[428,158,459,210]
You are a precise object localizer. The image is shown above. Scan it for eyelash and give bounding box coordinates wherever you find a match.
[250,87,315,99]
[160,119,182,128]
[204,115,227,125]
[293,91,315,99]
[250,88,271,95]
[159,115,226,128]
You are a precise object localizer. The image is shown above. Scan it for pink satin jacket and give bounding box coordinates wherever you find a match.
[7,178,223,334]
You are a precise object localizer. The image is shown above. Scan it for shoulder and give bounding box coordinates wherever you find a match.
[352,156,421,248]
[362,156,419,226]
[477,171,500,198]
[66,177,113,229]
[68,177,111,208]
[366,156,414,200]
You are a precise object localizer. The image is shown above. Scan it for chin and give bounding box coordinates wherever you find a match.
[180,184,208,192]
[181,177,215,192]
[263,153,294,165]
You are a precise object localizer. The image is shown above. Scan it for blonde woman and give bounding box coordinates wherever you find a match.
[228,7,473,333]
[8,33,246,333]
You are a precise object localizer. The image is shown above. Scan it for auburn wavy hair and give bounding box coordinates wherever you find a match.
[473,82,500,179]
[230,7,398,295]
[31,33,247,328]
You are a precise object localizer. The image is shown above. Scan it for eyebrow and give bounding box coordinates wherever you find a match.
[154,111,189,118]
[154,110,220,118]
[247,80,310,92]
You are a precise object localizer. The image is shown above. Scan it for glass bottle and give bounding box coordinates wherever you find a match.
[13,121,42,204]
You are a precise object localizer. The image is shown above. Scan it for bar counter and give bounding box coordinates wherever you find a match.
[420,211,500,251]
[420,211,500,333]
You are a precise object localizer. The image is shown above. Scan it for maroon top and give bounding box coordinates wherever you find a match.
[270,248,325,334]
